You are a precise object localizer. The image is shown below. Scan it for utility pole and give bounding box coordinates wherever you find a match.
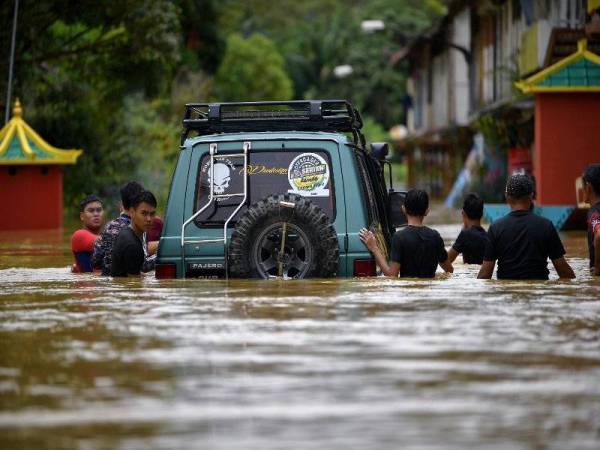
[5,0,20,124]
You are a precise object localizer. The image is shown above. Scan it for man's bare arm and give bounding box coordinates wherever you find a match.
[477,260,495,279]
[359,228,400,277]
[447,248,459,264]
[439,258,454,273]
[148,241,159,256]
[551,257,575,279]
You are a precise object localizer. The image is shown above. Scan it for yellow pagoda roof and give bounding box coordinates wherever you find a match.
[0,99,82,165]
[516,39,600,94]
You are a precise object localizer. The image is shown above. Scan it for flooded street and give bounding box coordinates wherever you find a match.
[1,225,599,449]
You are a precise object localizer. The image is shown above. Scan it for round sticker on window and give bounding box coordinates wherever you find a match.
[287,153,330,197]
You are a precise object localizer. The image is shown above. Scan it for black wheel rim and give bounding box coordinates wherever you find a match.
[252,222,312,279]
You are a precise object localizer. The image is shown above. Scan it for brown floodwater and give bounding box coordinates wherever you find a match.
[0,224,599,449]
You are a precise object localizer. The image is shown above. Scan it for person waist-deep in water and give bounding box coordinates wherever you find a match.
[93,181,159,275]
[359,189,453,278]
[111,190,157,277]
[582,164,600,276]
[447,192,489,265]
[71,194,104,273]
[478,173,575,280]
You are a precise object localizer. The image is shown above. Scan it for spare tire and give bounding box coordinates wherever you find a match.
[229,194,339,279]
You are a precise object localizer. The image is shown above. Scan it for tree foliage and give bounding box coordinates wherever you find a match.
[284,0,446,127]
[208,0,445,127]
[0,0,181,214]
[0,0,444,215]
[213,34,293,102]
[1,0,181,100]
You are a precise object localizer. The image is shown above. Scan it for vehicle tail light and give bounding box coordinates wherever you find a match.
[155,263,176,279]
[354,259,376,277]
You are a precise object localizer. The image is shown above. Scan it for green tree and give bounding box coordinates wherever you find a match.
[0,0,181,101]
[214,0,445,127]
[1,0,445,215]
[175,0,224,72]
[213,34,293,101]
[109,94,180,213]
[0,0,182,213]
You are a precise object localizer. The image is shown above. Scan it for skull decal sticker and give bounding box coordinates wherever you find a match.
[210,163,231,194]
[200,157,238,203]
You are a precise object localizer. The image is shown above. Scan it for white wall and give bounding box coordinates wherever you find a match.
[451,8,471,125]
[432,52,449,129]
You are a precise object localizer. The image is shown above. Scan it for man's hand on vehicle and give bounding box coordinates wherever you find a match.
[359,228,378,252]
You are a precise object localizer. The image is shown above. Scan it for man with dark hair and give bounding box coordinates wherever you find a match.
[360,189,453,278]
[478,174,575,280]
[448,193,489,265]
[71,194,104,273]
[111,191,158,277]
[92,181,151,275]
[582,163,600,275]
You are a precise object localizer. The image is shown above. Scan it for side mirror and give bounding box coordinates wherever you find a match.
[370,142,389,161]
[389,190,407,228]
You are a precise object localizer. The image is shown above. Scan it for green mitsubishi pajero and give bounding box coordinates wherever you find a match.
[155,100,406,279]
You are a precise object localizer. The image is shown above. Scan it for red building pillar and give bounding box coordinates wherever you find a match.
[534,93,600,205]
[0,166,64,230]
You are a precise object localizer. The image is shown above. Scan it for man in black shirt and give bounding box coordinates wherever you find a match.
[360,189,453,278]
[582,164,600,276]
[111,191,158,277]
[448,193,489,265]
[478,174,575,280]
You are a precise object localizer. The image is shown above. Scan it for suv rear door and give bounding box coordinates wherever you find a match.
[181,137,349,276]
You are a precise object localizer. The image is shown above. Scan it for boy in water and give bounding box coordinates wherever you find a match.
[582,164,600,276]
[93,181,158,275]
[478,174,575,280]
[359,189,453,278]
[447,193,489,265]
[111,191,157,277]
[71,195,104,273]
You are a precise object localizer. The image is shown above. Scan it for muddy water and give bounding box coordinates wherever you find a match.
[0,225,599,449]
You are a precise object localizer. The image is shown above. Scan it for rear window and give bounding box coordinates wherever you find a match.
[194,150,335,225]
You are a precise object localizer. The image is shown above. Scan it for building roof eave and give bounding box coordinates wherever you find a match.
[0,100,83,165]
[516,39,600,93]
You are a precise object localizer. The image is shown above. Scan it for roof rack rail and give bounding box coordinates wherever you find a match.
[181,100,365,146]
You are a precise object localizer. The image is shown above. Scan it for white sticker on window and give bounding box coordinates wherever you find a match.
[200,157,236,202]
[287,153,330,197]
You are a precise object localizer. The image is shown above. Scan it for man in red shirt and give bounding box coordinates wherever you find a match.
[71,195,104,273]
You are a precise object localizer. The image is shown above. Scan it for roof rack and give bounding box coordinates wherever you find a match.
[181,100,366,146]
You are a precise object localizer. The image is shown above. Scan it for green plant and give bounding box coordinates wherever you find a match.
[213,34,293,101]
